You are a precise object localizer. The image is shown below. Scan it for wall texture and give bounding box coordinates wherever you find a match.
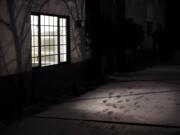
[125,0,166,50]
[0,0,89,122]
[125,0,147,25]
[0,0,86,77]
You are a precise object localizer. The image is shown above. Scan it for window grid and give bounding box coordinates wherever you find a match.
[31,15,39,67]
[31,14,69,67]
[59,18,67,62]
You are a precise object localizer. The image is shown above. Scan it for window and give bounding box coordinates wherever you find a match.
[31,14,69,67]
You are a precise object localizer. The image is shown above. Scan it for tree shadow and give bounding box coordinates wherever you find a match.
[58,0,86,61]
[0,0,50,75]
[0,0,86,74]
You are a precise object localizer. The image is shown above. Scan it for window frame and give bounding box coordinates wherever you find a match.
[31,12,71,68]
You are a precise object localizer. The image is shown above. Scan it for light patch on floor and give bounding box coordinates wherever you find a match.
[36,81,180,126]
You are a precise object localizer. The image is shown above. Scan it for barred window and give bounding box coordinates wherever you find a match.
[31,14,69,67]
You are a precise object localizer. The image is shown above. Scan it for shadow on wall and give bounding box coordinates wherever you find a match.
[0,0,87,122]
[0,0,50,122]
[0,0,51,76]
[59,0,87,62]
[0,41,10,75]
[0,0,87,76]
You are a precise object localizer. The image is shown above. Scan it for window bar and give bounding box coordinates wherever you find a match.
[52,19,54,65]
[43,15,45,66]
[38,15,41,67]
[66,17,70,63]
[49,16,51,66]
[57,17,60,63]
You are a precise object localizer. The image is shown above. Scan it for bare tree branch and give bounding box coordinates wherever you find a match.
[74,0,80,20]
[62,0,76,21]
[36,0,50,11]
[81,0,85,20]
[20,25,31,45]
[0,18,11,30]
[0,41,10,74]
[15,3,24,19]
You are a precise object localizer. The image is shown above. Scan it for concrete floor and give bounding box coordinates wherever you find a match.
[1,64,180,134]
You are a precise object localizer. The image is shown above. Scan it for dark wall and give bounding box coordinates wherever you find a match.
[166,0,179,31]
[86,0,172,72]
[166,0,180,50]
[0,0,87,122]
[86,0,126,74]
[0,63,83,121]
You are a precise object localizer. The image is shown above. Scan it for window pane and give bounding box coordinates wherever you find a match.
[41,36,45,46]
[49,36,58,45]
[54,55,58,64]
[41,64,46,67]
[31,15,38,25]
[49,55,58,64]
[49,26,54,36]
[51,46,58,55]
[32,57,39,66]
[59,19,63,26]
[60,18,66,26]
[31,26,38,35]
[41,36,54,46]
[41,26,45,35]
[40,15,45,25]
[60,54,67,62]
[53,27,58,35]
[34,26,38,35]
[31,16,34,24]
[32,36,38,46]
[41,46,50,56]
[45,26,49,35]
[44,36,50,45]
[41,56,46,67]
[32,57,35,65]
[54,36,58,45]
[31,25,34,34]
[54,46,58,54]
[60,36,67,44]
[32,47,38,57]
[60,45,67,54]
[49,37,53,45]
[45,46,50,55]
[50,55,58,64]
[60,27,66,35]
[49,46,54,55]
[32,49,34,57]
[50,55,54,64]
[44,16,49,25]
[62,19,66,26]
[53,17,58,26]
[49,16,54,26]
[46,56,50,65]
[41,57,45,62]
[41,45,58,56]
[41,46,45,55]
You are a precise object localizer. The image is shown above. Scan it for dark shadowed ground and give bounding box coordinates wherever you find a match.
[1,59,180,134]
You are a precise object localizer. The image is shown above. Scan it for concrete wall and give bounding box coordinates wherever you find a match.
[0,0,87,77]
